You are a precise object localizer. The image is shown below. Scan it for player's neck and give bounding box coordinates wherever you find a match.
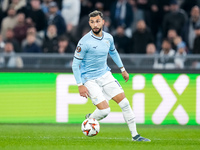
[92,31,103,37]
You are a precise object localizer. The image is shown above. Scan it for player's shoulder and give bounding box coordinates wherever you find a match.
[79,32,91,43]
[103,31,113,39]
[77,32,91,50]
[74,34,90,56]
[103,31,114,43]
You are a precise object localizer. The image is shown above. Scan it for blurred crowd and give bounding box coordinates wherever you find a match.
[0,0,200,69]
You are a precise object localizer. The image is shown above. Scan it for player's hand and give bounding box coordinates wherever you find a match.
[78,85,89,98]
[122,71,129,82]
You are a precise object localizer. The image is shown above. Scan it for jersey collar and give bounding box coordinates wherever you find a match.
[90,30,104,40]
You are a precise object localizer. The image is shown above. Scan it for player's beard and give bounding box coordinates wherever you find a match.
[92,27,102,35]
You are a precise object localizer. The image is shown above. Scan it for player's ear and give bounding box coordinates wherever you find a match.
[102,19,105,25]
[88,20,92,27]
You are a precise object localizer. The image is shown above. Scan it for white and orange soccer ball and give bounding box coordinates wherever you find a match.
[81,118,100,137]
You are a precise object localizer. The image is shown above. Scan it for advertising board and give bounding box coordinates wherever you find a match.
[0,72,199,125]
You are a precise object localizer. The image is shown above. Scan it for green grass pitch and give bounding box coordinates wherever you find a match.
[0,124,199,150]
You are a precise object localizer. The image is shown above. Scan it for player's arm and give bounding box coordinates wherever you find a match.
[72,57,83,86]
[72,57,89,98]
[72,43,89,98]
[109,49,129,82]
[109,35,129,82]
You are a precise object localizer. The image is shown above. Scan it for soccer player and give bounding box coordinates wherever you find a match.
[72,10,150,142]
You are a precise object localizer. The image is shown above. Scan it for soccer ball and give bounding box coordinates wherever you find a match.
[81,118,100,137]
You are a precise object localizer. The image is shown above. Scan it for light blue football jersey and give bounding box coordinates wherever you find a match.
[72,30,123,84]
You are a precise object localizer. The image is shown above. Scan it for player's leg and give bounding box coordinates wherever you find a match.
[113,93,150,141]
[112,93,139,137]
[100,73,138,137]
[88,100,110,121]
[84,80,110,121]
[101,72,150,141]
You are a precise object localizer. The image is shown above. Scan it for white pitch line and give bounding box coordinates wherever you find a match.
[0,136,200,142]
[0,136,128,140]
[0,136,130,141]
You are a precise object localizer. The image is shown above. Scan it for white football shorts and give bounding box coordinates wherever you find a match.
[84,71,124,105]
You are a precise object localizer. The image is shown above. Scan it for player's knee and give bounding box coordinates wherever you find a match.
[100,107,110,118]
[118,98,130,110]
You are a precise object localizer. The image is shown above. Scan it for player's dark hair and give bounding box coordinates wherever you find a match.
[88,10,103,19]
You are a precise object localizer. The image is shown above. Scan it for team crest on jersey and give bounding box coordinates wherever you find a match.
[105,40,110,47]
[76,46,81,53]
